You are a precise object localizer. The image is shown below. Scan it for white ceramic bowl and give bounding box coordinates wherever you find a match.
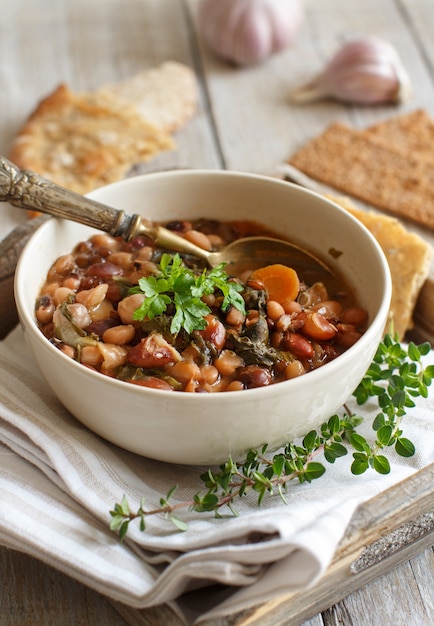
[14,170,391,465]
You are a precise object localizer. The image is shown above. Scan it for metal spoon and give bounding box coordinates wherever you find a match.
[0,156,332,277]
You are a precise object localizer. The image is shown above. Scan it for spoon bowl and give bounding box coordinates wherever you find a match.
[0,156,332,276]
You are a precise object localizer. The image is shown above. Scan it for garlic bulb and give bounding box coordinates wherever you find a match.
[291,37,412,105]
[197,0,304,67]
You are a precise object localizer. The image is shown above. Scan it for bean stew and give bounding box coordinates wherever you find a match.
[35,218,368,392]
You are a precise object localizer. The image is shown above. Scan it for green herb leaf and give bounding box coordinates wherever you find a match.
[131,253,245,334]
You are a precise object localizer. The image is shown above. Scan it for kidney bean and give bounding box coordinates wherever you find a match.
[283,332,314,359]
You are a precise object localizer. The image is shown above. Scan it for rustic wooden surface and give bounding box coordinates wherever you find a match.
[0,0,433,624]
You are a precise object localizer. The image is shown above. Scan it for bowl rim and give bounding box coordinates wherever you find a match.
[14,169,392,402]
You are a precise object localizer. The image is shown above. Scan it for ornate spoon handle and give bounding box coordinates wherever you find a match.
[0,155,142,240]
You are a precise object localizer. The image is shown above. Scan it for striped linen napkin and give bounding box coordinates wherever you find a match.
[0,324,433,623]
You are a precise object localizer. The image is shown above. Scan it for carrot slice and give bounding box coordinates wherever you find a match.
[250,264,300,304]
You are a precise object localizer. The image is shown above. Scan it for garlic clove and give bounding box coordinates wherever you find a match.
[291,37,412,105]
[197,0,304,67]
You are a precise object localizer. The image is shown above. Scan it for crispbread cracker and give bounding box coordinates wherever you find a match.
[365,109,434,160]
[96,61,199,134]
[327,194,433,339]
[288,119,434,230]
[8,84,174,196]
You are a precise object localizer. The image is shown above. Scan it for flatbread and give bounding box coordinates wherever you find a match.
[327,194,432,339]
[96,61,199,134]
[288,119,434,230]
[8,84,174,196]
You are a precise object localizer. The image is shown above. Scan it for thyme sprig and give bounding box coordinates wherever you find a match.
[110,334,434,539]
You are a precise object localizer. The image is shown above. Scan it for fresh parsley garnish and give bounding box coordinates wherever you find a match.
[130,253,245,334]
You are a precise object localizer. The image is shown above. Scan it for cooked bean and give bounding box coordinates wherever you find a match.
[226,306,245,326]
[183,229,212,250]
[52,254,76,276]
[76,284,109,309]
[86,262,123,280]
[35,296,55,324]
[285,360,305,379]
[226,380,245,392]
[80,345,103,368]
[340,307,368,327]
[128,377,173,391]
[237,365,272,388]
[89,234,119,250]
[199,315,226,350]
[200,364,219,385]
[67,303,92,329]
[102,324,135,345]
[89,299,114,322]
[313,300,343,320]
[118,293,145,324]
[98,343,128,373]
[266,300,285,321]
[108,252,134,271]
[302,312,337,341]
[335,323,362,348]
[164,361,201,385]
[283,332,314,359]
[214,350,244,376]
[54,287,75,305]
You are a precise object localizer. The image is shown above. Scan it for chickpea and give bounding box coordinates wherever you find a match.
[102,324,135,345]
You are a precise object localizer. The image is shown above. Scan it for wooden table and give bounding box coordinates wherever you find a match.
[1,1,433,624]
